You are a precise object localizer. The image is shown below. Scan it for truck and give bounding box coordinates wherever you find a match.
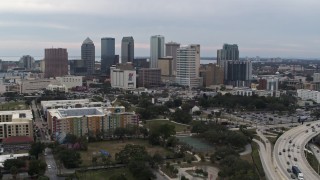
[292,165,304,180]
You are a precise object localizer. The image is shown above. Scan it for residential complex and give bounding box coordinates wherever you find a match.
[47,107,138,138]
[0,110,33,139]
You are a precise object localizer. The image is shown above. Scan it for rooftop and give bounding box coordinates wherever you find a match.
[0,110,33,120]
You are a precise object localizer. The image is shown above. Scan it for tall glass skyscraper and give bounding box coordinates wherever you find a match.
[150,35,165,68]
[101,37,115,75]
[81,37,95,75]
[217,44,239,67]
[121,36,134,63]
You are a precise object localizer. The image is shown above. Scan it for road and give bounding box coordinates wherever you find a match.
[274,121,320,180]
[309,143,320,173]
[44,148,64,180]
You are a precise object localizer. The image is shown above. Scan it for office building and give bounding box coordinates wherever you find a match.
[55,76,83,89]
[133,58,149,69]
[176,44,202,88]
[44,48,68,78]
[0,110,33,139]
[47,107,138,138]
[150,35,165,68]
[121,37,134,63]
[81,37,95,75]
[69,59,87,76]
[224,60,252,87]
[158,57,174,83]
[110,65,136,90]
[19,55,34,70]
[217,44,239,67]
[199,63,224,87]
[21,79,61,94]
[101,37,115,75]
[165,42,180,75]
[137,68,161,88]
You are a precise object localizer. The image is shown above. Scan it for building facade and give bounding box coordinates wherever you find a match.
[121,37,134,63]
[55,76,83,89]
[199,63,224,87]
[137,68,161,88]
[81,37,95,75]
[176,44,202,88]
[217,44,239,68]
[19,55,34,70]
[297,89,320,103]
[150,35,165,68]
[110,66,136,90]
[21,79,61,94]
[47,107,138,138]
[0,110,33,139]
[165,42,180,75]
[101,37,115,75]
[158,57,174,83]
[224,60,252,87]
[44,48,68,78]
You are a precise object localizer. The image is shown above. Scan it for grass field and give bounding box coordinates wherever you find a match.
[251,142,265,178]
[0,101,27,110]
[77,168,135,180]
[145,119,190,132]
[80,139,171,167]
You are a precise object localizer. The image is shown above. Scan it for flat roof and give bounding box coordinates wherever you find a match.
[41,99,90,107]
[0,153,29,167]
[49,107,105,119]
[0,110,32,120]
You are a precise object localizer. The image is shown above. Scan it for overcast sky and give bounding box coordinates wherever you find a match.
[0,0,319,59]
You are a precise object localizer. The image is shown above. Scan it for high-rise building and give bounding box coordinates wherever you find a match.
[165,42,180,75]
[176,44,202,88]
[217,44,239,67]
[121,37,134,63]
[19,55,34,70]
[137,68,161,88]
[81,37,95,75]
[44,48,68,78]
[158,57,174,83]
[101,37,115,75]
[199,63,224,87]
[150,35,165,68]
[224,60,252,87]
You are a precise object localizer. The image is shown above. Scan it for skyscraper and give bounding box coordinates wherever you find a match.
[101,37,115,75]
[19,55,34,70]
[44,48,68,78]
[176,44,202,88]
[121,36,134,63]
[224,60,252,87]
[165,42,180,75]
[217,44,239,67]
[81,37,95,75]
[150,35,165,68]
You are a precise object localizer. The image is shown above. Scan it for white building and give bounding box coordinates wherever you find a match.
[297,89,320,103]
[266,77,279,91]
[21,79,61,94]
[150,35,165,68]
[314,73,320,83]
[255,90,280,97]
[46,84,68,92]
[0,110,33,139]
[231,88,253,96]
[110,66,136,90]
[176,44,202,88]
[55,76,83,89]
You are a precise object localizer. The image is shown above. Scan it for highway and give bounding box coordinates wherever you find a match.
[274,121,320,180]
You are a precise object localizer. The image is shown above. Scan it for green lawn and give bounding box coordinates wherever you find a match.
[77,168,135,180]
[80,139,171,167]
[0,101,28,110]
[145,120,190,132]
[251,142,265,178]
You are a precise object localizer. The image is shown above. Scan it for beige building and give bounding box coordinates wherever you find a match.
[55,76,83,89]
[199,63,224,87]
[21,79,61,94]
[158,57,175,83]
[0,110,33,139]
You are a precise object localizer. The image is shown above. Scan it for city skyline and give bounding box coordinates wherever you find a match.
[0,0,319,58]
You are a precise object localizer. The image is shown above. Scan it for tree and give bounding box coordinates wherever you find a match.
[114,127,129,140]
[128,160,156,180]
[29,142,46,159]
[28,160,47,177]
[115,144,148,164]
[58,149,82,168]
[171,109,192,124]
[109,174,128,180]
[3,159,25,171]
[10,166,18,180]
[64,134,78,144]
[139,127,149,138]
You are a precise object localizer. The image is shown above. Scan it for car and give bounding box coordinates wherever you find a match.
[283,149,286,152]
[289,140,292,143]
[291,174,296,179]
[297,146,300,149]
[317,150,319,153]
[47,165,51,169]
[307,124,311,126]
[314,147,316,149]
[288,154,291,158]
[287,168,292,173]
[287,161,290,165]
[293,144,295,147]
[297,151,300,153]
[279,152,282,155]
[306,130,309,133]
[294,157,297,161]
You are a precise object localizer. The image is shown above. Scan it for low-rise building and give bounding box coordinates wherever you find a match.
[46,84,68,92]
[0,110,33,139]
[110,65,136,90]
[21,79,61,94]
[137,68,161,88]
[55,76,83,89]
[47,107,138,139]
[297,89,320,103]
